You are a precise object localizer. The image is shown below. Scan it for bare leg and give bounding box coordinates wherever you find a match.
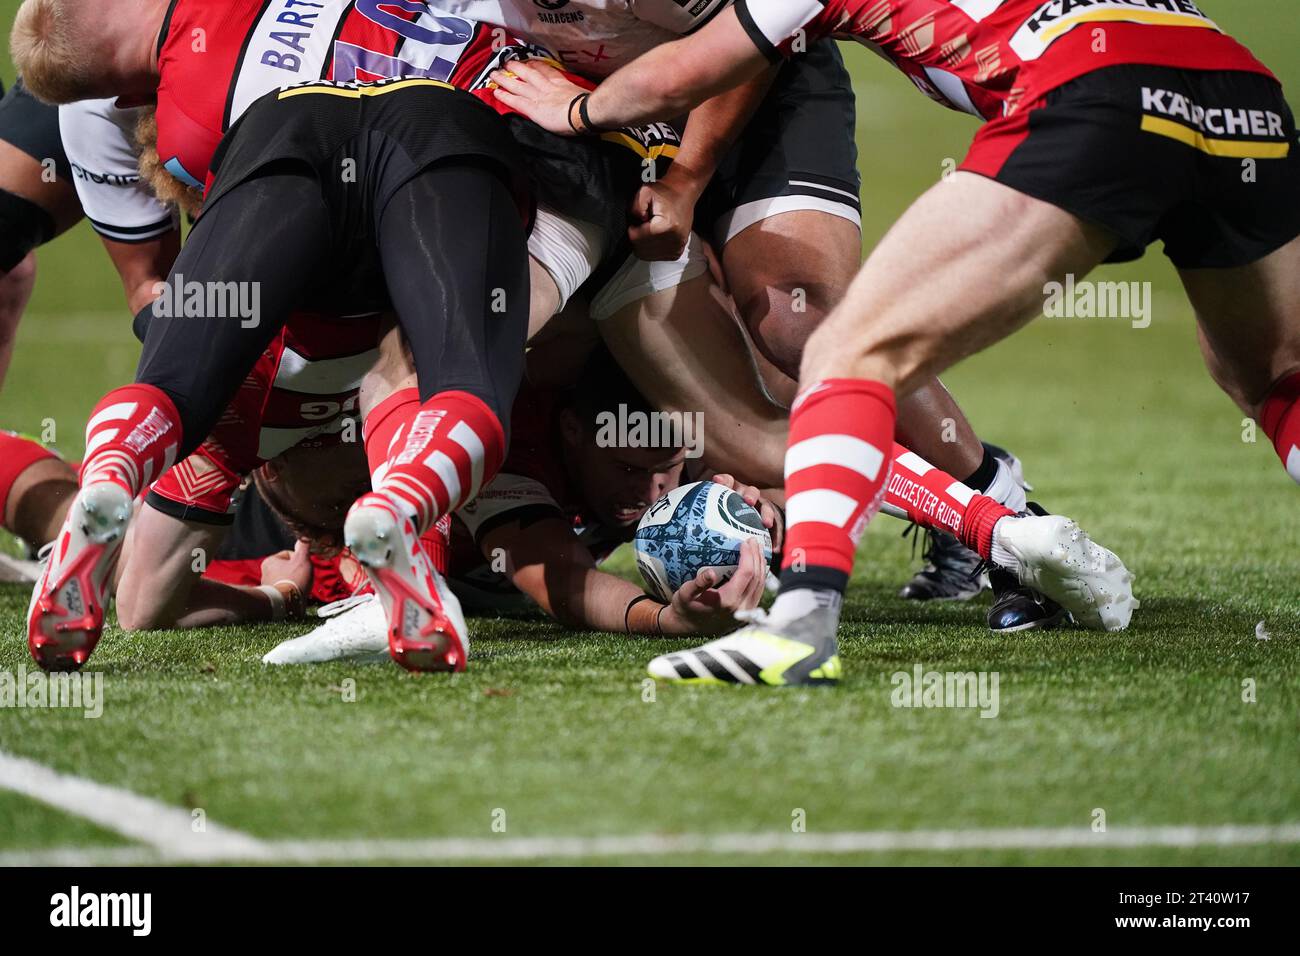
[0,251,36,387]
[3,453,75,546]
[724,209,991,479]
[1179,234,1300,483]
[599,270,788,488]
[802,174,1117,391]
[1178,235,1300,418]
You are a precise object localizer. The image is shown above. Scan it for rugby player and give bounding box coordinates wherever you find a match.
[268,344,1131,666]
[435,0,1040,603]
[265,357,772,663]
[25,77,534,673]
[11,0,1045,609]
[492,0,1299,684]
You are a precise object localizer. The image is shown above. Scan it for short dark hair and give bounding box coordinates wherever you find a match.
[566,346,659,435]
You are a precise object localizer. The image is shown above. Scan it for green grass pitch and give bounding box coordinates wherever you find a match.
[0,1,1296,865]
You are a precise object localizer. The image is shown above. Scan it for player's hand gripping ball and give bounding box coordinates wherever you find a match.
[634,481,773,602]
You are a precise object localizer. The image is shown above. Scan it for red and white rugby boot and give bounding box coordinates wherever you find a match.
[27,481,133,671]
[343,491,468,673]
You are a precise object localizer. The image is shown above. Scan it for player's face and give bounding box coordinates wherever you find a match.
[576,440,688,529]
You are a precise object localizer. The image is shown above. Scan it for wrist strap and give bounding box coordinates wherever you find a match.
[258,584,286,621]
[578,92,599,133]
[259,580,305,621]
[625,593,656,634]
[569,92,600,134]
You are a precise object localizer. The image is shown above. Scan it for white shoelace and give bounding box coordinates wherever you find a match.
[315,593,376,618]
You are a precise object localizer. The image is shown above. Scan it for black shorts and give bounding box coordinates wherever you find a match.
[962,65,1300,269]
[204,78,531,308]
[0,76,71,181]
[207,78,529,228]
[0,76,72,270]
[698,38,862,246]
[505,112,680,246]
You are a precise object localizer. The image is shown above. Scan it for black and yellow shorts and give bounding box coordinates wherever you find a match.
[204,78,531,227]
[962,65,1300,269]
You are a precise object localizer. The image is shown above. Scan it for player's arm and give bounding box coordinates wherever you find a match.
[480,515,766,635]
[493,5,781,135]
[115,503,307,629]
[58,99,181,311]
[99,229,179,315]
[628,70,774,261]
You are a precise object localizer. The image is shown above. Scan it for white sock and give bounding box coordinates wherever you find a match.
[989,517,1022,574]
[766,587,842,628]
[981,458,1028,514]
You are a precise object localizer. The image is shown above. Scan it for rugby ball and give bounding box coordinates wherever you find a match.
[634,481,773,602]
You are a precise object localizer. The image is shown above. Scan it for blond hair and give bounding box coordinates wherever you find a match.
[134,108,205,219]
[10,0,103,103]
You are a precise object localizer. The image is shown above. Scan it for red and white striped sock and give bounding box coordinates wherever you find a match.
[886,443,1016,560]
[80,384,182,496]
[1261,371,1300,486]
[780,379,896,594]
[364,389,505,537]
[360,388,455,572]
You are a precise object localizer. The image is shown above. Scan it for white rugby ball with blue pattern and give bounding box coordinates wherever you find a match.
[634,481,773,602]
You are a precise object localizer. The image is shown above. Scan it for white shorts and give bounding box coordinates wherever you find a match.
[589,232,710,321]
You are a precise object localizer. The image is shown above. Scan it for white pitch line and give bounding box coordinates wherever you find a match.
[3,823,1300,867]
[0,750,269,862]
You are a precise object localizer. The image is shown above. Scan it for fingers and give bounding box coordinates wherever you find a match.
[489,69,533,96]
[746,539,770,604]
[491,88,526,112]
[629,186,655,225]
[673,568,713,608]
[495,60,544,84]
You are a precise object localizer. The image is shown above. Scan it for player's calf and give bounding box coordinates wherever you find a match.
[1261,370,1300,485]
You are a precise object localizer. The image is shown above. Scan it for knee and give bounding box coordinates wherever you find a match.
[113,586,169,633]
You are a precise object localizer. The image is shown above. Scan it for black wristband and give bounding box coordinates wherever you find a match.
[568,93,590,134]
[625,593,656,633]
[578,92,600,133]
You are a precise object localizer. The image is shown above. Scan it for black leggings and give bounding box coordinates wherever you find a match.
[135,163,530,459]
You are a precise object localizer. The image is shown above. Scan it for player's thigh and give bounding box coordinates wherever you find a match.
[1179,233,1300,415]
[721,209,861,314]
[598,271,788,488]
[802,172,1116,394]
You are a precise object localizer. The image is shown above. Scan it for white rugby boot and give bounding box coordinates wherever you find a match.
[262,594,389,665]
[27,481,132,671]
[990,514,1138,631]
[343,492,468,672]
